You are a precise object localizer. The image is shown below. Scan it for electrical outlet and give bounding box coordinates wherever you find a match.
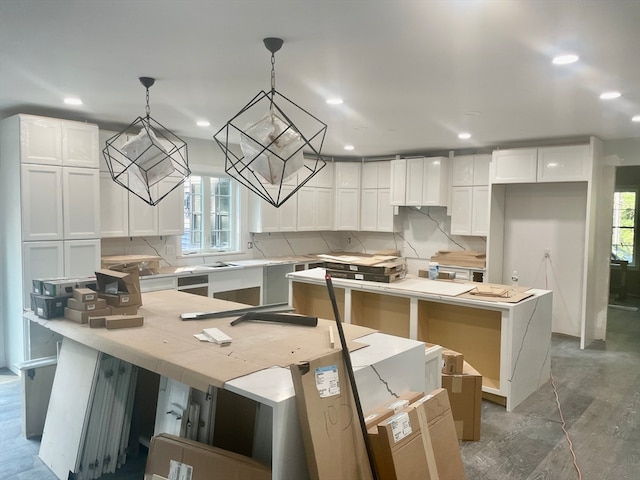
[247,241,253,249]
[166,244,176,255]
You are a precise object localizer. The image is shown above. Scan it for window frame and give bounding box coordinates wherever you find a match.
[611,187,638,268]
[181,172,240,256]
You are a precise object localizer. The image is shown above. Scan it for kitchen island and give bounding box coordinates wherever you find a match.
[26,290,427,480]
[287,267,553,411]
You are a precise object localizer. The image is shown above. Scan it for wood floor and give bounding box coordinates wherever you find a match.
[1,300,639,479]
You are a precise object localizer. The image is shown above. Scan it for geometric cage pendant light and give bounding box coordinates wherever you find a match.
[102,77,190,206]
[214,38,327,208]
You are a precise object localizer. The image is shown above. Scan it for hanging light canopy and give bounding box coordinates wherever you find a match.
[102,77,190,206]
[214,37,327,208]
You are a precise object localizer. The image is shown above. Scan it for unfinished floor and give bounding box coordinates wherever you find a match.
[1,301,639,479]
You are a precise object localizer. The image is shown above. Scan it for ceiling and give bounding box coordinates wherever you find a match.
[1,0,639,158]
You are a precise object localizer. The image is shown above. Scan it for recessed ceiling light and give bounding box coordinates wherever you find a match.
[600,91,621,100]
[458,132,472,140]
[632,115,640,123]
[344,144,354,151]
[196,120,210,127]
[552,54,579,65]
[64,97,83,106]
[326,98,344,105]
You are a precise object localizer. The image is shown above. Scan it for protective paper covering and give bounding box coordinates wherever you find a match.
[122,127,175,196]
[240,111,304,184]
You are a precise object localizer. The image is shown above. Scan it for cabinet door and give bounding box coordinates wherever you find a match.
[405,157,424,206]
[20,115,62,165]
[21,164,64,241]
[471,186,489,236]
[452,155,474,186]
[537,145,590,182]
[296,187,317,231]
[390,159,407,206]
[158,177,184,236]
[360,189,378,231]
[63,167,100,239]
[335,188,359,230]
[378,161,391,189]
[361,163,378,189]
[472,154,491,185]
[377,189,396,232]
[129,189,159,236]
[490,148,538,183]
[315,187,334,230]
[100,172,129,237]
[450,186,473,235]
[278,185,298,232]
[422,156,447,206]
[22,241,64,307]
[312,160,334,189]
[62,121,99,168]
[64,239,101,277]
[335,162,360,188]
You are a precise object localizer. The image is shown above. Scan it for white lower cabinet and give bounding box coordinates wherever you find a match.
[64,239,101,278]
[22,241,65,306]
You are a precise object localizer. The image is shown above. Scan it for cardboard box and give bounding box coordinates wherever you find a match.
[370,388,466,480]
[442,361,483,441]
[442,348,464,374]
[364,391,424,431]
[144,433,270,480]
[291,350,374,480]
[409,388,466,480]
[95,268,142,306]
[324,258,407,275]
[98,291,143,307]
[63,307,110,324]
[30,293,71,319]
[105,314,144,330]
[326,268,406,283]
[107,304,140,315]
[32,277,62,295]
[73,287,98,302]
[67,297,107,311]
[41,277,97,297]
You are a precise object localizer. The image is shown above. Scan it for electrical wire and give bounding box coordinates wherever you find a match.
[550,371,583,479]
[543,251,582,479]
[411,206,466,249]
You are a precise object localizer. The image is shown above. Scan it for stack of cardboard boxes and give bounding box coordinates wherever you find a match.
[31,268,144,330]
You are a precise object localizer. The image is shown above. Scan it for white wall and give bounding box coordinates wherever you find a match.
[500,183,587,336]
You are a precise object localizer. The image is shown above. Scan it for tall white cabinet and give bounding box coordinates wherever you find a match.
[450,154,491,236]
[0,114,101,370]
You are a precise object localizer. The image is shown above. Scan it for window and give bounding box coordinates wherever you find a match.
[182,174,238,254]
[611,189,637,265]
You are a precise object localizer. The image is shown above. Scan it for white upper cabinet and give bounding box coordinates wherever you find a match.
[537,145,591,182]
[491,145,591,184]
[360,161,399,232]
[100,172,129,238]
[453,154,491,186]
[63,167,101,239]
[21,164,64,241]
[491,148,538,184]
[421,156,449,206]
[334,163,360,230]
[449,154,491,237]
[157,177,185,236]
[19,115,63,165]
[249,184,297,233]
[390,158,407,206]
[390,156,449,207]
[61,121,99,168]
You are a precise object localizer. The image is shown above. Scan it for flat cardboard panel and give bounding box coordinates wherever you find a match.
[291,349,374,480]
[417,300,501,390]
[441,362,483,441]
[29,290,376,392]
[144,433,271,480]
[351,290,410,338]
